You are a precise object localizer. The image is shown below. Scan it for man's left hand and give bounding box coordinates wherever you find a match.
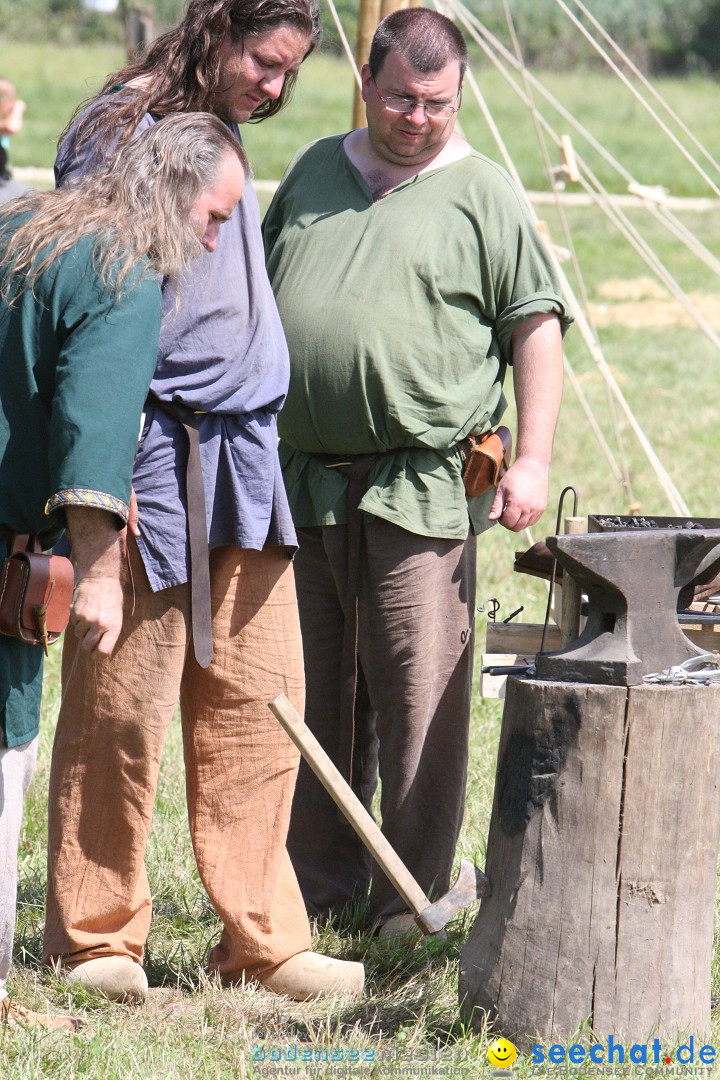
[70,574,124,656]
[65,505,124,656]
[488,456,549,532]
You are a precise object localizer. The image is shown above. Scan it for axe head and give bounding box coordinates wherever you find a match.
[416,859,491,935]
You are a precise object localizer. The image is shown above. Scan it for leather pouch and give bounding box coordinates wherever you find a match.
[0,534,74,653]
[459,426,513,497]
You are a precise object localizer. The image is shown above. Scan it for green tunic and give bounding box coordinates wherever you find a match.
[0,221,161,746]
[264,134,572,539]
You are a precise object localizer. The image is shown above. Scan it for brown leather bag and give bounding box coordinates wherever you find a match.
[0,533,74,654]
[459,426,513,497]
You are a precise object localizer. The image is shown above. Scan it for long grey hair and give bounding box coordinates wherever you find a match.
[0,112,248,298]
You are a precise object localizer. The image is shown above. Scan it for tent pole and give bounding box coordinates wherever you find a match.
[352,0,381,129]
[352,0,418,128]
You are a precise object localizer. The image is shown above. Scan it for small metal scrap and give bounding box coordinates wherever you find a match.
[643,653,720,686]
[481,660,536,678]
[503,605,524,624]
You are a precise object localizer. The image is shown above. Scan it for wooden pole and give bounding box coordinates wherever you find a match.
[124,2,156,60]
[459,677,720,1043]
[352,0,412,129]
[352,0,381,129]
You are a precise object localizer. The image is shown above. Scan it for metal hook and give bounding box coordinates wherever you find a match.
[554,485,579,534]
[539,486,580,655]
[479,598,501,621]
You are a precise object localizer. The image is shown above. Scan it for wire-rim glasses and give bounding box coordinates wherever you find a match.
[372,80,461,120]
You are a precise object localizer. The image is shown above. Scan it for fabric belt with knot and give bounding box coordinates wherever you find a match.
[146,392,213,669]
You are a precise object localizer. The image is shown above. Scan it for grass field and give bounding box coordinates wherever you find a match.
[4,44,720,197]
[2,38,720,1080]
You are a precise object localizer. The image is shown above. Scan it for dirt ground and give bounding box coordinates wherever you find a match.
[589,275,720,329]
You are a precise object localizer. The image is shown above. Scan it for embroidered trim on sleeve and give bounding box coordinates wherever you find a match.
[45,489,129,522]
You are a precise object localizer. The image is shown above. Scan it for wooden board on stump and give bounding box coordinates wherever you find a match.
[459,676,720,1043]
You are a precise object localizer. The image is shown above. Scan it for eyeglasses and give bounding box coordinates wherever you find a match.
[372,81,461,120]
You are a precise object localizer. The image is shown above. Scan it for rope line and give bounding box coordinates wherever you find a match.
[323,0,362,89]
[449,0,720,352]
[444,0,690,514]
[496,0,637,504]
[451,1,720,284]
[551,0,720,199]
[567,0,720,181]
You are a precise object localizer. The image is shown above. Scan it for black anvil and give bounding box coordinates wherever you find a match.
[535,529,720,685]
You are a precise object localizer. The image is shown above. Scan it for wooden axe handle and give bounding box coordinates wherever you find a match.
[268,693,431,918]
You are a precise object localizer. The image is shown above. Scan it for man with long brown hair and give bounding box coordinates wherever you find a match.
[0,113,246,1028]
[43,0,364,1004]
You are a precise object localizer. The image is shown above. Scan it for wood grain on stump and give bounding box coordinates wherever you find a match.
[459,677,720,1043]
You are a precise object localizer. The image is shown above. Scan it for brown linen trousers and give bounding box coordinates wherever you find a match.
[288,517,476,925]
[43,536,311,980]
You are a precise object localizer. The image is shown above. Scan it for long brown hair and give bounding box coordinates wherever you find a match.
[0,112,248,298]
[62,0,321,160]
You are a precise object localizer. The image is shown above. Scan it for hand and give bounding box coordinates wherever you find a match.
[488,456,550,532]
[65,506,124,656]
[70,574,124,656]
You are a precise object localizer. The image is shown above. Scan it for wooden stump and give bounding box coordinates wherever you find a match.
[459,677,720,1042]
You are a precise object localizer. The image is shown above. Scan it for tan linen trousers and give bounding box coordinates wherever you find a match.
[43,536,311,980]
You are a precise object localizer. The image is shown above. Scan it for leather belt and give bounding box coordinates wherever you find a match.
[146,393,213,668]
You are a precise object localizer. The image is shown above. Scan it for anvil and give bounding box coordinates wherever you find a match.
[534,529,720,685]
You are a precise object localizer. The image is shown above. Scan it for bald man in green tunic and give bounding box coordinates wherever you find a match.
[264,9,572,936]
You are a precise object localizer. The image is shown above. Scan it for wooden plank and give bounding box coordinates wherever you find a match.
[680,621,720,651]
[560,516,586,644]
[479,654,535,699]
[485,622,562,654]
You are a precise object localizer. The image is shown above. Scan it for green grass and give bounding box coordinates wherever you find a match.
[4,44,720,198]
[1,42,125,172]
[3,37,720,1080]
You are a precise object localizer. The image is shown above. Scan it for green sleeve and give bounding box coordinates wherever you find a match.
[46,262,161,527]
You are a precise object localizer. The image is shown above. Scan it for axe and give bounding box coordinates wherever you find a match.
[268,694,491,935]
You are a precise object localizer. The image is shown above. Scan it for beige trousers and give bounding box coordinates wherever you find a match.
[43,537,311,980]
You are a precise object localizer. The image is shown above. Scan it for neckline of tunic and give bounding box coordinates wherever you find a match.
[338,132,473,204]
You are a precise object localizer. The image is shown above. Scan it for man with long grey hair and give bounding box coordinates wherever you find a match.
[0,113,246,1028]
[43,0,364,1004]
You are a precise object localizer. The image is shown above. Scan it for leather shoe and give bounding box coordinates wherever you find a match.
[256,951,364,1001]
[65,956,148,1003]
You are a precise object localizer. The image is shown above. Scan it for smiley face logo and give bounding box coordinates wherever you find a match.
[487,1037,518,1068]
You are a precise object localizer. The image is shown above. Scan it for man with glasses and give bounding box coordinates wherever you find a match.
[264,7,571,937]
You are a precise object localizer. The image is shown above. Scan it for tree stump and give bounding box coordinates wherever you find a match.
[459,676,720,1042]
